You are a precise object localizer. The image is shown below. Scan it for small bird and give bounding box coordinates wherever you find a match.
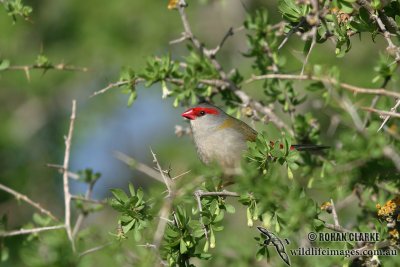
[181,103,328,175]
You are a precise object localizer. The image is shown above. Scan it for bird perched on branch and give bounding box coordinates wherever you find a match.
[181,103,328,175]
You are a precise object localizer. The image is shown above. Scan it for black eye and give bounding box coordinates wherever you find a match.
[199,111,206,116]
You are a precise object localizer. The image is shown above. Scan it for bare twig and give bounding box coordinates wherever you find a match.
[278,18,306,50]
[362,105,400,120]
[90,80,137,98]
[172,170,191,180]
[246,73,400,99]
[62,100,76,251]
[113,151,164,183]
[301,27,317,76]
[195,190,239,197]
[330,199,340,227]
[323,222,351,233]
[137,243,157,248]
[6,63,88,81]
[169,32,190,45]
[46,163,80,180]
[149,149,177,251]
[377,99,400,131]
[207,27,234,56]
[361,77,391,130]
[78,242,114,258]
[0,225,65,237]
[6,64,88,72]
[150,149,173,196]
[0,183,59,222]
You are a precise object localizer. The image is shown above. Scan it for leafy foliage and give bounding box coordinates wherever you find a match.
[2,0,400,266]
[109,184,153,240]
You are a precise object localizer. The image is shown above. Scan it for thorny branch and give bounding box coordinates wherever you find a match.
[5,63,88,82]
[246,73,400,99]
[0,225,65,237]
[78,242,114,258]
[47,163,80,180]
[62,100,77,251]
[114,151,165,183]
[150,149,173,197]
[377,99,400,131]
[0,183,59,222]
[363,106,400,119]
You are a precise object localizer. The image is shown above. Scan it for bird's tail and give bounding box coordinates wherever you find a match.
[291,144,330,151]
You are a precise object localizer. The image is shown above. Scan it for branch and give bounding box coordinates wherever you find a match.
[330,199,340,227]
[207,27,234,56]
[0,225,65,237]
[194,189,239,240]
[195,190,239,197]
[278,18,306,50]
[113,151,164,183]
[62,100,77,251]
[78,242,114,258]
[357,0,400,62]
[6,63,88,72]
[150,149,173,197]
[5,63,87,82]
[301,27,317,76]
[90,79,143,98]
[149,149,176,251]
[377,99,400,131]
[0,183,59,222]
[323,222,351,233]
[246,73,400,99]
[362,106,400,119]
[46,163,80,180]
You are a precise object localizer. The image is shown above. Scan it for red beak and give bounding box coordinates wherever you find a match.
[181,109,196,120]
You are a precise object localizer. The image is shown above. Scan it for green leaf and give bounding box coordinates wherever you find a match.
[225,204,236,214]
[110,189,129,202]
[127,91,137,107]
[287,166,294,180]
[209,229,216,248]
[247,207,253,227]
[1,246,9,262]
[128,183,136,196]
[0,59,10,71]
[122,219,135,233]
[203,240,209,252]
[180,238,188,254]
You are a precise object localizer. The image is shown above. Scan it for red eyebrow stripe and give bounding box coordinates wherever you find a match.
[192,107,219,115]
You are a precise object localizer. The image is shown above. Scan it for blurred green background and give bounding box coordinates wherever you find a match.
[0,0,397,266]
